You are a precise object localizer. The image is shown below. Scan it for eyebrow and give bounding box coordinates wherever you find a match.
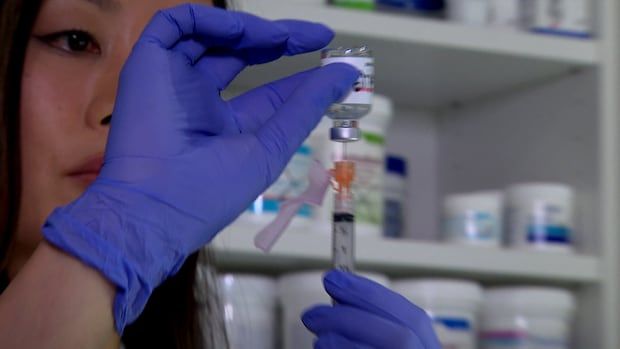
[81,0,122,11]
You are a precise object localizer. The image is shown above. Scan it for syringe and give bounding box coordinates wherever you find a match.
[332,160,355,272]
[321,45,374,273]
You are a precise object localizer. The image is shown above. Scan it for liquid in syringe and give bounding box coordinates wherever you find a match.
[332,161,355,272]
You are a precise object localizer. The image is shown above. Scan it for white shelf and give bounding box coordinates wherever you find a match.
[212,226,601,284]
[232,1,600,108]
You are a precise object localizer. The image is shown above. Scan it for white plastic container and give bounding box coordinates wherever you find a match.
[234,142,315,230]
[279,270,389,349]
[481,287,576,349]
[527,0,594,38]
[443,191,503,247]
[384,155,408,238]
[313,95,394,236]
[505,183,575,252]
[447,0,490,26]
[217,274,277,349]
[393,279,483,349]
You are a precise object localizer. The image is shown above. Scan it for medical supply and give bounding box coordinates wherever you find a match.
[41,6,359,333]
[328,0,375,10]
[279,270,389,349]
[321,46,374,272]
[488,0,523,30]
[393,279,483,349]
[217,274,277,349]
[446,0,489,26]
[239,143,315,229]
[506,183,575,252]
[527,0,594,38]
[314,95,393,237]
[443,191,503,247]
[384,155,408,238]
[321,46,374,142]
[481,287,576,349]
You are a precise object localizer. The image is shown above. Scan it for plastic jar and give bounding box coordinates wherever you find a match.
[481,287,576,349]
[217,274,277,349]
[279,270,390,349]
[393,279,483,349]
[313,95,394,236]
[443,191,503,247]
[505,183,575,252]
[384,155,408,238]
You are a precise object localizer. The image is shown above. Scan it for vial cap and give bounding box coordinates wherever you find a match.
[330,126,361,142]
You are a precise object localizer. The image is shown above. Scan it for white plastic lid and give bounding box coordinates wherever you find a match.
[506,183,574,203]
[278,270,390,305]
[217,274,277,307]
[483,287,576,318]
[444,190,503,212]
[393,279,483,310]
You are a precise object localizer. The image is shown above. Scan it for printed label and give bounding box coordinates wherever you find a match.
[432,317,475,349]
[384,199,403,237]
[321,57,374,105]
[509,202,572,246]
[445,210,499,242]
[481,330,567,349]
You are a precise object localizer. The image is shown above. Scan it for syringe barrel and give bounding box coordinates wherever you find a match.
[332,192,355,272]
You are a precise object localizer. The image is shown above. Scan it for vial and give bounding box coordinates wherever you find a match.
[321,46,374,142]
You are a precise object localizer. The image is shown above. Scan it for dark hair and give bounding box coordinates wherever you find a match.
[0,1,227,348]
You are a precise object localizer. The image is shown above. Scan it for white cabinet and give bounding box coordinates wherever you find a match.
[215,1,620,348]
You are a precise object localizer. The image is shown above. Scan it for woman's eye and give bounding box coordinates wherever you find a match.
[38,30,101,55]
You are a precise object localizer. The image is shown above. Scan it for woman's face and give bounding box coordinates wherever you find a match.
[15,0,214,268]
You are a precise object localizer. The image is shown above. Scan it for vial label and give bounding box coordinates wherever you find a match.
[322,56,374,105]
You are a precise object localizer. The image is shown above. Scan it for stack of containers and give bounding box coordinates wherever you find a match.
[217,274,278,349]
[442,183,576,252]
[279,270,390,349]
[393,279,483,349]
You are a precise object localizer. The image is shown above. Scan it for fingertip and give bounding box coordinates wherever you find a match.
[302,305,331,329]
[276,20,335,54]
[322,62,361,81]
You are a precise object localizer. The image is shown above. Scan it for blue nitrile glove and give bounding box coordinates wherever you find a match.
[42,4,359,333]
[302,270,442,349]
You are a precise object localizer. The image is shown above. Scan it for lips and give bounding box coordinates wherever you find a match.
[67,155,104,185]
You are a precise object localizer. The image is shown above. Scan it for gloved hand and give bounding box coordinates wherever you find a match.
[42,4,359,333]
[303,270,442,349]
